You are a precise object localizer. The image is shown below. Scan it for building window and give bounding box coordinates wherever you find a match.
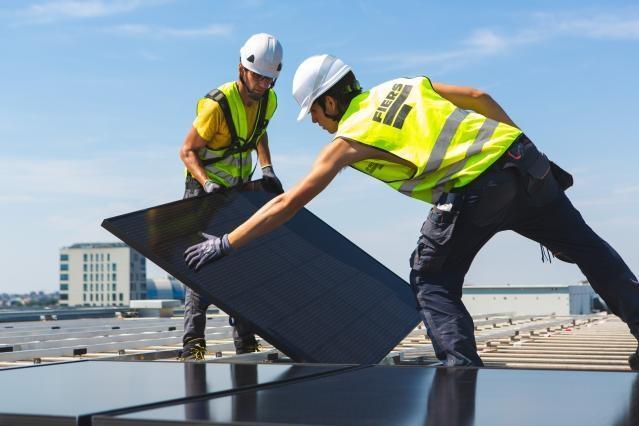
[90,294,93,301]
[112,293,117,301]
[83,274,87,282]
[112,273,117,281]
[90,253,93,261]
[83,264,87,272]
[59,294,68,300]
[90,264,93,272]
[83,284,87,291]
[60,264,68,271]
[90,274,93,281]
[83,294,86,301]
[101,253,104,262]
[60,284,68,291]
[119,293,124,301]
[90,284,93,291]
[112,263,117,271]
[107,254,110,261]
[60,254,69,261]
[101,284,104,291]
[60,274,69,281]
[101,294,104,301]
[83,254,87,261]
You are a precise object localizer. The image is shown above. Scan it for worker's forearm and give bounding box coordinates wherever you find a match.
[228,195,297,249]
[182,151,209,185]
[472,94,518,129]
[256,139,273,167]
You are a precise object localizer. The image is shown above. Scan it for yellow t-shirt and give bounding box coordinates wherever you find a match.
[193,97,259,150]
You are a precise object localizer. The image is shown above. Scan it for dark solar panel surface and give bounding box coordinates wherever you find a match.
[97,365,639,426]
[102,182,420,364]
[0,360,346,426]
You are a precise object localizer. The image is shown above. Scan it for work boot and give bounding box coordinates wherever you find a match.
[232,320,259,355]
[629,347,639,370]
[179,338,207,361]
[235,337,260,355]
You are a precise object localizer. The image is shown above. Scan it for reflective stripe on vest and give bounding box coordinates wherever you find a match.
[336,77,522,203]
[194,81,277,187]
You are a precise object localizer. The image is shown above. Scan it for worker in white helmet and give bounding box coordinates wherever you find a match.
[178,33,284,360]
[184,54,639,369]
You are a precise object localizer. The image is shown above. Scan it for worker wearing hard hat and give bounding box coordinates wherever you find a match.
[178,33,284,360]
[184,54,639,369]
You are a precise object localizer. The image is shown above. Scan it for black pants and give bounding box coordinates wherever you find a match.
[182,176,257,351]
[410,136,639,366]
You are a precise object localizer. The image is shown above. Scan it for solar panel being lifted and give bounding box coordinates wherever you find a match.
[102,181,420,364]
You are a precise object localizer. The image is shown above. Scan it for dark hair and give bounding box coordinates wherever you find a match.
[316,71,362,120]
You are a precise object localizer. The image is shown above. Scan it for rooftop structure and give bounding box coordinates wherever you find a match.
[462,283,598,316]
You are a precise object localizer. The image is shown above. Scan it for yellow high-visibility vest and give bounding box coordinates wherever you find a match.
[195,81,277,187]
[336,77,522,203]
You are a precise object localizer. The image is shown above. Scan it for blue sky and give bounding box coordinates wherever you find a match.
[0,0,638,293]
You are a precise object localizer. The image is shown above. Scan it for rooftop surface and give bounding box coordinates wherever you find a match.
[1,311,636,425]
[0,310,633,371]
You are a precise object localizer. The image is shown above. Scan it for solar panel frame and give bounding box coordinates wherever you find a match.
[102,182,420,364]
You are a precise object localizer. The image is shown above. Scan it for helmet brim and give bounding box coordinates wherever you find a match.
[297,101,311,122]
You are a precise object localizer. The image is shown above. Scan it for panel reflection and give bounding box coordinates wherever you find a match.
[111,366,639,426]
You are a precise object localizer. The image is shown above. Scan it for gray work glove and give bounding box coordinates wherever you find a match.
[203,179,222,193]
[184,232,233,270]
[261,165,284,194]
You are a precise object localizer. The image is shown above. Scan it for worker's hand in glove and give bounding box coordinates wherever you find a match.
[184,232,234,270]
[261,165,284,194]
[203,179,222,194]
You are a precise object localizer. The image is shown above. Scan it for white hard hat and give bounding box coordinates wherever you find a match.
[240,33,283,79]
[292,54,351,122]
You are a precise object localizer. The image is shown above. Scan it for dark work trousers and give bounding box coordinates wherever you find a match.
[182,176,257,352]
[410,135,639,367]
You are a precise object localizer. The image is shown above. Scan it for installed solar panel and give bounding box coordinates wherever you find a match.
[0,360,345,426]
[96,365,639,426]
[102,182,419,364]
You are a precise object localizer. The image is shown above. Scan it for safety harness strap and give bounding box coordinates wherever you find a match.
[200,89,268,166]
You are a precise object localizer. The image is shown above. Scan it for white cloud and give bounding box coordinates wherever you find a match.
[613,185,639,195]
[363,12,639,71]
[0,195,39,204]
[0,150,180,205]
[557,16,639,40]
[104,23,233,38]
[160,25,232,37]
[19,0,152,23]
[108,23,149,35]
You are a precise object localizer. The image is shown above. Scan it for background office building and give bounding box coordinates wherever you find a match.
[59,243,147,307]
